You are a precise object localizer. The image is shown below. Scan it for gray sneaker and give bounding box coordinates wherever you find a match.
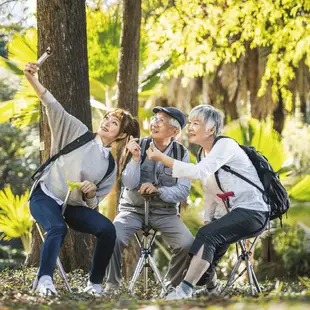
[104,282,120,296]
[194,283,221,297]
[165,286,192,300]
[160,284,175,298]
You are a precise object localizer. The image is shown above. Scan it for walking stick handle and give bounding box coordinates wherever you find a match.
[67,181,81,191]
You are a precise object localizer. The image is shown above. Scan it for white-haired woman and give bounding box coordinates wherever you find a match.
[146,105,269,300]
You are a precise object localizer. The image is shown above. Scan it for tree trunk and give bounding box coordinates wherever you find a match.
[117,0,141,117]
[246,47,260,119]
[116,0,141,278]
[26,0,95,272]
[273,90,285,135]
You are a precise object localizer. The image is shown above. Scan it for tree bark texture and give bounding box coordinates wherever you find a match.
[117,0,141,117]
[273,90,285,134]
[115,0,141,276]
[26,0,95,272]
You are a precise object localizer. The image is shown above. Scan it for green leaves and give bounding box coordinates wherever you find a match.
[0,186,33,253]
[289,175,310,201]
[0,28,39,127]
[143,0,310,103]
[6,28,37,65]
[223,117,287,171]
[87,6,121,87]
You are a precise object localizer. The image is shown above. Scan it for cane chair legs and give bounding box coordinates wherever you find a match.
[128,230,167,296]
[221,236,261,296]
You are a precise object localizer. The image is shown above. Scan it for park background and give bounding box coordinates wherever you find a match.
[0,0,310,309]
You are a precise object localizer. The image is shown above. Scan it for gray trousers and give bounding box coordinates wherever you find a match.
[105,210,194,287]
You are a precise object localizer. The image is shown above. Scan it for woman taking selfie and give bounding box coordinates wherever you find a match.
[25,62,140,297]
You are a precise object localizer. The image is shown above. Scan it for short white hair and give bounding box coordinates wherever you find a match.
[169,117,181,130]
[189,105,223,136]
[154,112,181,130]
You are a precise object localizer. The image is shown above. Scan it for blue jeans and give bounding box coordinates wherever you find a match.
[30,186,116,284]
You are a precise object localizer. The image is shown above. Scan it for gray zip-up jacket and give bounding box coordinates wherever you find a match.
[30,90,116,209]
[119,139,191,215]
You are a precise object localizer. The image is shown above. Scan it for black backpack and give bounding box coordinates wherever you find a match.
[197,136,290,224]
[31,130,115,188]
[140,137,186,164]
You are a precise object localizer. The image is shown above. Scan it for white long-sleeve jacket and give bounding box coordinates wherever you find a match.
[172,138,269,222]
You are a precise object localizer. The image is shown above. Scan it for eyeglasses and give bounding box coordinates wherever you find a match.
[150,116,168,126]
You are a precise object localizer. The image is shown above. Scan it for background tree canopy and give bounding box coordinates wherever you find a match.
[143,0,310,104]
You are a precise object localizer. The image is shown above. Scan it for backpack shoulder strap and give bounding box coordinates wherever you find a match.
[31,130,95,180]
[196,147,203,163]
[140,137,152,164]
[172,141,186,161]
[96,152,116,188]
[215,139,266,194]
[212,135,231,147]
[197,135,231,164]
[221,165,265,194]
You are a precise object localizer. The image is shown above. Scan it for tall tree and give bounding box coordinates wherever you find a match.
[115,0,142,278]
[26,0,94,272]
[117,0,141,117]
[108,0,141,221]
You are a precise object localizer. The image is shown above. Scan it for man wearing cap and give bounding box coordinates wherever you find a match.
[105,107,194,294]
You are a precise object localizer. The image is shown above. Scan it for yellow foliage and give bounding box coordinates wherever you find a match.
[0,186,33,253]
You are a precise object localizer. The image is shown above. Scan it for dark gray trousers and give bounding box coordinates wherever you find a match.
[190,208,269,264]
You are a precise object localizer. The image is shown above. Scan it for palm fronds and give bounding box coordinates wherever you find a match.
[0,186,33,253]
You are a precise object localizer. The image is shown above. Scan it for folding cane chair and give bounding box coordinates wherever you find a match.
[216,192,267,296]
[32,181,81,293]
[221,234,263,296]
[128,193,167,296]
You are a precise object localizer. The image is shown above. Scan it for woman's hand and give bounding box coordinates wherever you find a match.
[24,62,46,97]
[24,62,39,80]
[146,142,164,162]
[80,180,97,199]
[126,135,141,162]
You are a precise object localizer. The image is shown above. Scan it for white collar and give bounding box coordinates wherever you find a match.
[95,134,111,158]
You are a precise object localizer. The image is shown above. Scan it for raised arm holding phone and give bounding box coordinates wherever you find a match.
[25,56,140,297]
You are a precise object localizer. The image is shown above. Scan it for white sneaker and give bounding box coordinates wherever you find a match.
[36,275,57,297]
[165,285,192,300]
[105,282,120,295]
[160,284,175,298]
[84,281,105,297]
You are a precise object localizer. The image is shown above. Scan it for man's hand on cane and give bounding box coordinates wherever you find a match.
[139,183,159,195]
